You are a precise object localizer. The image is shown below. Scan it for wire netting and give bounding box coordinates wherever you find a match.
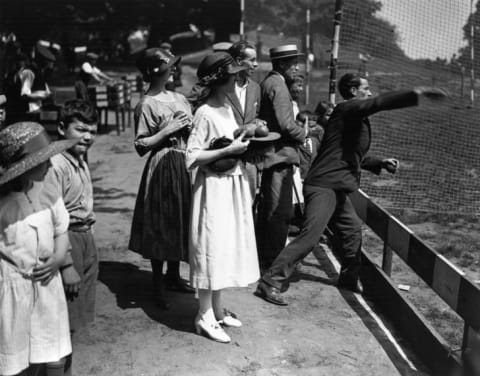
[313,0,480,216]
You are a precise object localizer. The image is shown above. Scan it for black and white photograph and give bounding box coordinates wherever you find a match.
[0,1,479,375]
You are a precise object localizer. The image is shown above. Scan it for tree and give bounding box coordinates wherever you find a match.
[245,0,405,60]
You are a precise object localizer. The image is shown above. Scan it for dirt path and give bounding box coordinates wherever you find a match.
[69,122,430,376]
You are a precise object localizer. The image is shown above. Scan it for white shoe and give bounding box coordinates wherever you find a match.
[217,309,242,328]
[194,315,231,343]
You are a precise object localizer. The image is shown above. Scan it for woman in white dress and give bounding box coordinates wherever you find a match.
[186,52,260,343]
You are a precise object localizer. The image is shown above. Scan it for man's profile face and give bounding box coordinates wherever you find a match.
[281,57,299,82]
[353,78,372,99]
[239,48,258,78]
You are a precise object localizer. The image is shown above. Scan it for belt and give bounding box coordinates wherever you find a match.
[69,223,92,232]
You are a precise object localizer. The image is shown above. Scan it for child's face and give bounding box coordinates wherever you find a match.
[58,118,98,158]
[290,81,304,101]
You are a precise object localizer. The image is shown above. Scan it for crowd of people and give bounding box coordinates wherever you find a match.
[0,37,447,376]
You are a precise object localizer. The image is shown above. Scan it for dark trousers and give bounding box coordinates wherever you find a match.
[67,229,99,331]
[256,163,294,268]
[262,185,362,291]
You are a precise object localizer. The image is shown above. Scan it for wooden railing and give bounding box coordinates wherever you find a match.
[349,189,479,375]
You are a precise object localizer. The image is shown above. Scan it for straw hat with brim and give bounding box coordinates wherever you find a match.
[212,42,233,52]
[0,122,79,186]
[137,48,181,76]
[270,44,304,60]
[86,52,99,60]
[197,52,247,84]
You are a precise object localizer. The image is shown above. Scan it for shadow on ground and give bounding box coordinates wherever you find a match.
[98,261,197,334]
[290,246,429,376]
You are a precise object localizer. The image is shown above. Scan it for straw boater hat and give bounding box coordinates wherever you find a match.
[212,42,233,53]
[0,122,79,185]
[269,44,304,60]
[86,52,99,61]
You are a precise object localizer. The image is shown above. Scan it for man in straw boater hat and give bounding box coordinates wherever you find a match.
[256,73,447,306]
[0,121,80,376]
[255,44,307,272]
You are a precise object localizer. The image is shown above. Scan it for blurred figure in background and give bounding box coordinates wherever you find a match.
[80,52,112,84]
[3,52,29,125]
[3,47,56,125]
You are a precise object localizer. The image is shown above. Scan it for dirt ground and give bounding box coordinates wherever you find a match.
[68,119,430,376]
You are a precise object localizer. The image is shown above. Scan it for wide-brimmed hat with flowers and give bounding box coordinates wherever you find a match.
[197,52,247,86]
[0,122,79,185]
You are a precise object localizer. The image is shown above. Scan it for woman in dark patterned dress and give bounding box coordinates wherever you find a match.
[129,48,193,309]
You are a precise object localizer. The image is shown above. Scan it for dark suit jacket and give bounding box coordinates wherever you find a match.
[304,90,418,192]
[226,79,261,126]
[259,71,306,168]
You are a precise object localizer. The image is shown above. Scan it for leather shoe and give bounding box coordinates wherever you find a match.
[255,280,288,306]
[165,276,195,293]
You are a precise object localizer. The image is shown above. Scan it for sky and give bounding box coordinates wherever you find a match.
[377,0,477,60]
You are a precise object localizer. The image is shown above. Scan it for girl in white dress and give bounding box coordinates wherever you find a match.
[0,122,78,376]
[186,52,260,343]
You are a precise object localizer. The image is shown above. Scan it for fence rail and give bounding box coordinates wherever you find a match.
[349,189,480,373]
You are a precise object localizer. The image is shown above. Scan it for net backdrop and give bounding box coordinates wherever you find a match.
[310,0,480,216]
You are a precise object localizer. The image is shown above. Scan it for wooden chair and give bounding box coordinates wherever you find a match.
[107,82,126,135]
[88,85,109,132]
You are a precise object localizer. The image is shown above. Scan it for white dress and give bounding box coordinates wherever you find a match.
[0,183,71,376]
[186,103,260,290]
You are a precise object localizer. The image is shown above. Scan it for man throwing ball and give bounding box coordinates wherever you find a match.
[256,72,447,305]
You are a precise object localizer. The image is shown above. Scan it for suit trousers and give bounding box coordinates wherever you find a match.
[262,185,362,291]
[256,163,294,268]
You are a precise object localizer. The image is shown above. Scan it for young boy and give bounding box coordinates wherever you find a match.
[43,99,99,373]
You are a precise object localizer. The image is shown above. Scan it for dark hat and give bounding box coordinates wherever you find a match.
[269,44,304,61]
[35,45,56,62]
[197,52,246,82]
[137,48,181,76]
[0,122,79,185]
[212,42,233,52]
